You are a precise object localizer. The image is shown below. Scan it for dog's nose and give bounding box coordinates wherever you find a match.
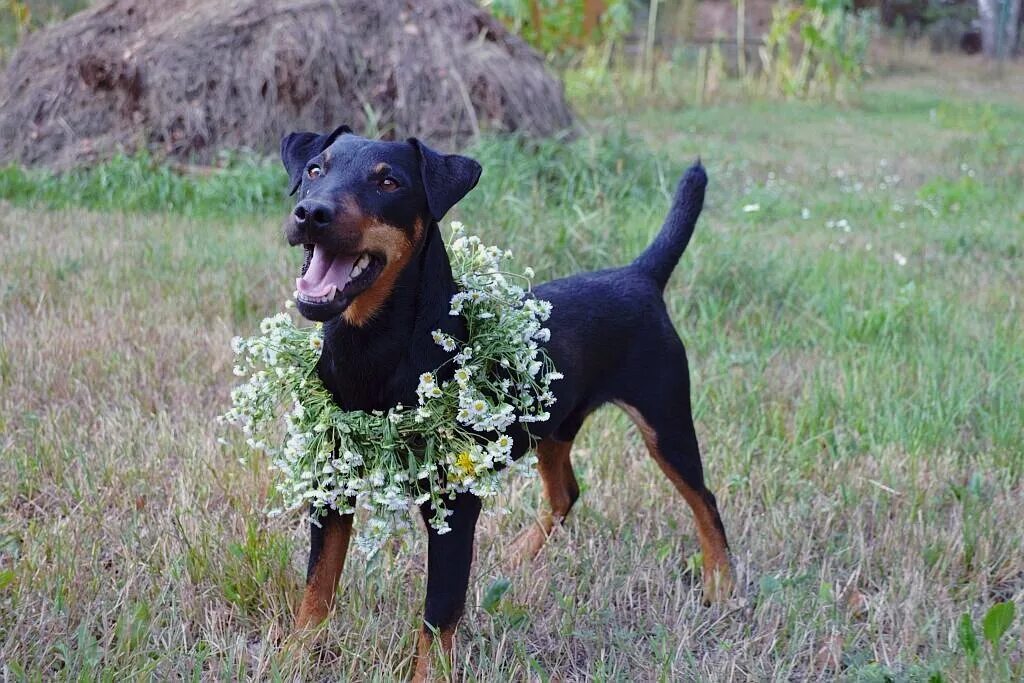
[293,199,334,231]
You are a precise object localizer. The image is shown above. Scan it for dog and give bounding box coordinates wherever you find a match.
[278,125,733,680]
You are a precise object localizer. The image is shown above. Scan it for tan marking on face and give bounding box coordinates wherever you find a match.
[617,402,734,603]
[343,218,423,327]
[294,513,352,630]
[372,162,391,175]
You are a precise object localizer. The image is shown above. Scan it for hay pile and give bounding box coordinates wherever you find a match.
[0,0,575,169]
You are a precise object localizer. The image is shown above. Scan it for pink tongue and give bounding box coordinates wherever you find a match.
[296,246,357,297]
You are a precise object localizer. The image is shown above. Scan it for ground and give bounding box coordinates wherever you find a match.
[1,57,1022,680]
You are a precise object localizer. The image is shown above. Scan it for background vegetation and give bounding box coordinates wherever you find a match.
[0,0,86,59]
[1,1,1023,681]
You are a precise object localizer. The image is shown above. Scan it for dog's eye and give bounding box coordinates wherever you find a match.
[307,165,323,180]
[380,177,399,191]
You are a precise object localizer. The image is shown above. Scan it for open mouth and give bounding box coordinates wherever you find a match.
[295,243,384,309]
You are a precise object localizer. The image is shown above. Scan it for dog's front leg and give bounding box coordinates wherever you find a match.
[295,507,353,630]
[413,492,482,682]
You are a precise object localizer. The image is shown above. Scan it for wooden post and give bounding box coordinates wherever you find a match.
[736,0,747,79]
[583,0,606,41]
[645,0,661,93]
[529,0,543,44]
[696,46,708,106]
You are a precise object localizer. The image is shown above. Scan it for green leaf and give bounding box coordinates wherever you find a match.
[759,574,783,598]
[982,601,1015,647]
[655,542,672,563]
[957,612,979,660]
[0,569,14,590]
[482,577,512,615]
[685,551,703,574]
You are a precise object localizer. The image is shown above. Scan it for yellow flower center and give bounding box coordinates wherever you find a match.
[455,450,474,475]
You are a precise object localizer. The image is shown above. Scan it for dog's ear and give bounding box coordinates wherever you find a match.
[280,125,352,195]
[408,138,482,221]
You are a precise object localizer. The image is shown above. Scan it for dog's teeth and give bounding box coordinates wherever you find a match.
[356,254,370,269]
[296,285,339,305]
[350,264,363,278]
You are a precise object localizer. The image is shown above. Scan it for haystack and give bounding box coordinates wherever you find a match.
[0,0,575,169]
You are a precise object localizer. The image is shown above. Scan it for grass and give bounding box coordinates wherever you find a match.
[0,151,287,218]
[0,0,89,64]
[2,58,1023,681]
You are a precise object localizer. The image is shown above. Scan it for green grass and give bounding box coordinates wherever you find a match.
[1,61,1023,681]
[0,151,287,218]
[1,0,90,63]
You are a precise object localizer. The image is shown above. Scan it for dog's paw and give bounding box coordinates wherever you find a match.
[701,564,735,605]
[504,524,549,569]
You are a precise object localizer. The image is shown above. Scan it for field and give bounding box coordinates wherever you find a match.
[1,59,1023,680]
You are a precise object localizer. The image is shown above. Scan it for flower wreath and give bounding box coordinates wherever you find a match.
[221,222,562,555]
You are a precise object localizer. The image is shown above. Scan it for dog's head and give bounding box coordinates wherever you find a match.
[280,126,481,325]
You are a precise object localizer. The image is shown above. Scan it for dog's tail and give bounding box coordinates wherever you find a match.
[632,162,707,291]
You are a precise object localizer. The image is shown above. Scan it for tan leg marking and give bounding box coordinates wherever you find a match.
[294,512,353,630]
[508,438,578,566]
[412,625,455,683]
[619,403,733,603]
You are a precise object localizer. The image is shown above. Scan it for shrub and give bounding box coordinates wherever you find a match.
[758,0,876,100]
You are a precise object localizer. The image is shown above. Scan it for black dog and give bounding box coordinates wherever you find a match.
[279,126,732,679]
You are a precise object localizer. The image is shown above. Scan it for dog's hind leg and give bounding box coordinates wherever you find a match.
[507,438,580,566]
[617,370,733,604]
[295,508,353,629]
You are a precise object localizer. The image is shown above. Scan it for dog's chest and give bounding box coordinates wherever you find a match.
[316,305,464,413]
[316,344,438,413]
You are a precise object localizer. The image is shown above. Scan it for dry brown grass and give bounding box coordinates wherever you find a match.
[2,62,1023,679]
